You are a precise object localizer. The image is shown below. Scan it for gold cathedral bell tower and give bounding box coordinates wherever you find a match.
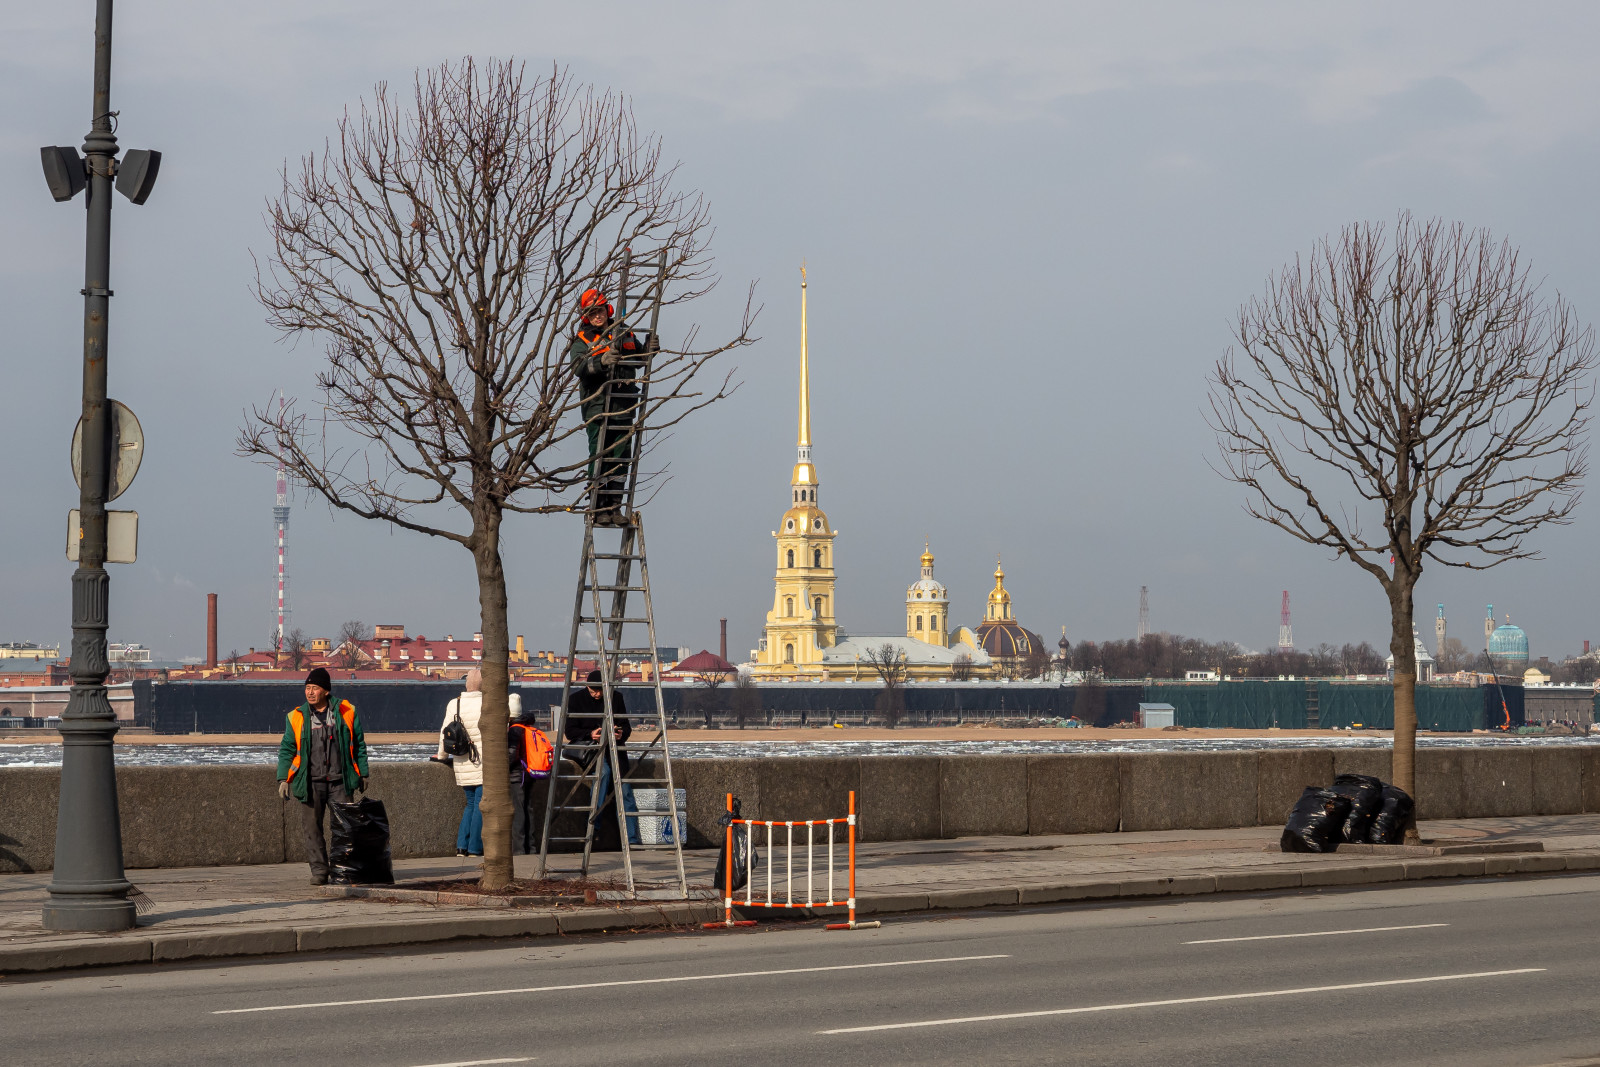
[752,266,837,673]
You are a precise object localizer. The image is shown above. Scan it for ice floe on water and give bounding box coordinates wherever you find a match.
[0,732,1596,767]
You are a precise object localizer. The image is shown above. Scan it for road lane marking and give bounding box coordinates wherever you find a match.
[408,1060,532,1067]
[213,954,1010,1014]
[1185,923,1449,944]
[819,968,1545,1034]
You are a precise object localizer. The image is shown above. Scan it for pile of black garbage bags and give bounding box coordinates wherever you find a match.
[1280,774,1414,853]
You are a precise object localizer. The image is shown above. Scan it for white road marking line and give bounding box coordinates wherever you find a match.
[1185,922,1449,944]
[407,1060,532,1067]
[213,954,1010,1015]
[819,968,1546,1034]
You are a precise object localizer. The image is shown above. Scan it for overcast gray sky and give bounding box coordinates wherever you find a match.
[4,2,1598,663]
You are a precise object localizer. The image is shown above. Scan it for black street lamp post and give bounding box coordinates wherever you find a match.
[40,0,159,932]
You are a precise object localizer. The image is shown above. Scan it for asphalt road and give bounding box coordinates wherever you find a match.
[7,876,1600,1066]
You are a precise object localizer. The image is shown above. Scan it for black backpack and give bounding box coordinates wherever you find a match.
[442,707,479,763]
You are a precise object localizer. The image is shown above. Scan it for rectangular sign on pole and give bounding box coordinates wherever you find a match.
[66,509,137,563]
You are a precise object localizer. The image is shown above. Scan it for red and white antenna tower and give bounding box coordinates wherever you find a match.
[272,398,291,656]
[1278,590,1293,652]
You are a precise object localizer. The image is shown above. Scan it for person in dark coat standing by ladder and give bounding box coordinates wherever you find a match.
[564,669,639,845]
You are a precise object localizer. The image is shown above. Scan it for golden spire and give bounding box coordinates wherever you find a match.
[921,538,934,568]
[798,263,810,451]
[791,263,817,489]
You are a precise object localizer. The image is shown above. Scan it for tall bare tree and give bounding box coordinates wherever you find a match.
[1209,214,1593,828]
[239,60,752,889]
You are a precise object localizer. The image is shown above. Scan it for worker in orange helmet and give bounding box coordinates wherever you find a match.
[568,288,655,522]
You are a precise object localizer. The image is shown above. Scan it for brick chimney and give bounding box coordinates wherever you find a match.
[720,618,727,662]
[206,593,218,669]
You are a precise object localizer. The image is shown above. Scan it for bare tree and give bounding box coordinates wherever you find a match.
[730,672,760,730]
[865,643,908,728]
[280,628,312,672]
[1209,214,1594,829]
[225,649,242,676]
[238,60,752,889]
[1435,636,1472,675]
[1023,642,1053,681]
[335,620,371,670]
[689,668,729,727]
[949,650,974,682]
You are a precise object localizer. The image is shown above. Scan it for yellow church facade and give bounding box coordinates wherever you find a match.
[749,268,1038,681]
[751,267,839,673]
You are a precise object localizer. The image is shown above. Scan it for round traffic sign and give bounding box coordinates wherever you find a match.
[70,400,143,502]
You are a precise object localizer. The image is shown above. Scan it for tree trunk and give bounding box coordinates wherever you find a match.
[473,506,514,891]
[1388,579,1420,844]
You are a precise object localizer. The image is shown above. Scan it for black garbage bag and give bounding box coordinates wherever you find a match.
[330,797,394,884]
[1280,787,1353,853]
[1367,785,1415,845]
[712,797,761,892]
[1330,773,1385,843]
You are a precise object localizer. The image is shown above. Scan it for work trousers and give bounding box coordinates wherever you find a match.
[584,399,635,509]
[298,779,350,877]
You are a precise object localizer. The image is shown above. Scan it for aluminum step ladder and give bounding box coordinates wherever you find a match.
[536,250,688,898]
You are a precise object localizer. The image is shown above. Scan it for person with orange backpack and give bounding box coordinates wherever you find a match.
[507,704,554,854]
[276,667,368,885]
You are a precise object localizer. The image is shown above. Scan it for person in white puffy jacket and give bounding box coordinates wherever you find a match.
[435,669,520,858]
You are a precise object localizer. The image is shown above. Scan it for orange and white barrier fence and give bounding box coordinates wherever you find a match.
[704,790,880,931]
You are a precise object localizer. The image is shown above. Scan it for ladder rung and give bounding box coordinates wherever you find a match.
[586,585,647,592]
[590,617,651,624]
[592,553,645,560]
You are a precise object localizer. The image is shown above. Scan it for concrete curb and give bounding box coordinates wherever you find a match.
[3,849,1596,975]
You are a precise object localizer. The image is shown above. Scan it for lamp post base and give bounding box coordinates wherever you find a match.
[44,711,135,933]
[42,882,136,932]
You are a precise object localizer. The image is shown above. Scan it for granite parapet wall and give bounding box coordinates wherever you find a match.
[3,748,1597,873]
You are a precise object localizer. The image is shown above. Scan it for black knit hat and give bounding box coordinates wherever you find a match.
[306,667,332,691]
[586,669,603,685]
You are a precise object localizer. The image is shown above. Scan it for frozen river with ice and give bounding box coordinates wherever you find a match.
[0,732,1596,767]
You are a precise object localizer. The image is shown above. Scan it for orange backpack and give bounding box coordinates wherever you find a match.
[512,724,554,778]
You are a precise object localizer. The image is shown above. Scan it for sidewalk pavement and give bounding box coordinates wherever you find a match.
[5,814,1600,975]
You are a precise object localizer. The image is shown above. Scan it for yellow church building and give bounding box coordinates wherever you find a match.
[750,268,1048,681]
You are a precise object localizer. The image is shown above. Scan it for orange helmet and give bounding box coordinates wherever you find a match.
[578,289,613,318]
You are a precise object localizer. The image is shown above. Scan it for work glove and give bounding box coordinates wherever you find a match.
[646,334,660,353]
[600,350,621,367]
[277,780,289,800]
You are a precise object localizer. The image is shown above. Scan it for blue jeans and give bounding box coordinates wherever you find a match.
[457,784,483,854]
[592,758,640,845]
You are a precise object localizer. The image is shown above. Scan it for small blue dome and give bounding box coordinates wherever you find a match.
[1488,623,1529,673]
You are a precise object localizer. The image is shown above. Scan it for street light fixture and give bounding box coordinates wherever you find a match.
[39,0,161,933]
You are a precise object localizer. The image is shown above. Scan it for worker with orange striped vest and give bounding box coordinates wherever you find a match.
[567,288,655,521]
[507,704,554,854]
[276,667,369,885]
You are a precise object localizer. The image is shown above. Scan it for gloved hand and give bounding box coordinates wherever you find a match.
[600,351,621,367]
[277,780,289,800]
[646,334,660,353]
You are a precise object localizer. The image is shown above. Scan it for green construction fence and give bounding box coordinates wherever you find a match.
[1142,681,1491,732]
